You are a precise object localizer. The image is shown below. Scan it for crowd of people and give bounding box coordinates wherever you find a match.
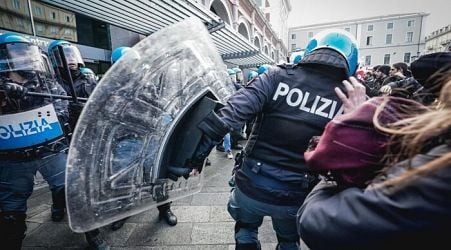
[1,24,450,250]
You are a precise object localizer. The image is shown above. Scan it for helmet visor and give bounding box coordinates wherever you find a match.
[0,43,45,73]
[50,44,84,69]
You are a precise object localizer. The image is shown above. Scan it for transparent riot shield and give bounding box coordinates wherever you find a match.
[66,18,234,232]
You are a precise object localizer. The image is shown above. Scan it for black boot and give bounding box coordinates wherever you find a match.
[1,211,27,250]
[158,204,177,226]
[110,217,128,231]
[51,188,66,222]
[235,242,261,250]
[85,229,110,250]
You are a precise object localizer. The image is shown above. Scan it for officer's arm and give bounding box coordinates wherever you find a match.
[219,68,278,130]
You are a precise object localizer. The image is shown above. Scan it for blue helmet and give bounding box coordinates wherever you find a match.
[111,46,131,64]
[247,70,258,80]
[290,51,304,64]
[80,67,94,75]
[47,39,84,68]
[0,32,45,73]
[258,64,270,75]
[304,29,359,76]
[227,68,236,75]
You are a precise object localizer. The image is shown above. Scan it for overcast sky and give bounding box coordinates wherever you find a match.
[288,0,451,34]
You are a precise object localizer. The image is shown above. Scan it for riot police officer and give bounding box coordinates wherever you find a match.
[110,46,178,228]
[187,29,359,250]
[0,33,69,250]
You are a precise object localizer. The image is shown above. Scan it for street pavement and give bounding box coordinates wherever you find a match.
[23,148,279,249]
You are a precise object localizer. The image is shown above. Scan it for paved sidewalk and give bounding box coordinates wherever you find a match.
[23,148,279,249]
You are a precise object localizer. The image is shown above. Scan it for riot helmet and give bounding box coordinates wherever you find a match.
[227,68,236,82]
[304,29,359,76]
[111,47,131,64]
[48,40,84,71]
[258,64,270,75]
[290,50,304,64]
[80,67,96,81]
[0,33,45,74]
[232,67,243,82]
[247,70,258,81]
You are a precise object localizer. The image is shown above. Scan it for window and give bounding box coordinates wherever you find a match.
[12,0,20,9]
[15,18,24,28]
[66,16,71,22]
[367,24,373,31]
[365,55,371,66]
[406,32,413,43]
[404,52,411,63]
[384,54,391,65]
[366,36,373,45]
[64,28,72,36]
[49,11,56,20]
[35,24,44,34]
[308,32,313,39]
[385,34,392,44]
[291,44,296,51]
[50,26,58,34]
[34,6,42,16]
[387,22,393,29]
[407,20,415,27]
[345,27,350,32]
[291,34,296,39]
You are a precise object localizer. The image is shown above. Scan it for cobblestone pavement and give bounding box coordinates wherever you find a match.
[23,148,279,249]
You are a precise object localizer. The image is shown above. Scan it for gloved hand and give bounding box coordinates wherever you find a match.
[4,82,28,99]
[379,85,392,95]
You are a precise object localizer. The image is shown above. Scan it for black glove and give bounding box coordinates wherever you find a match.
[186,111,230,174]
[4,82,28,99]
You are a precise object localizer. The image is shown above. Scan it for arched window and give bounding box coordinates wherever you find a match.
[209,0,231,25]
[238,23,249,40]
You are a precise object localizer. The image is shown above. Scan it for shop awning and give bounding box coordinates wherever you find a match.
[42,0,274,67]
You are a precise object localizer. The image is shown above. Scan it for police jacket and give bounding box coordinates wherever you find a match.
[62,72,97,98]
[1,73,69,157]
[297,143,451,250]
[218,49,349,205]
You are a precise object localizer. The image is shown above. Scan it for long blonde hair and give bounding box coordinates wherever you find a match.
[374,69,451,187]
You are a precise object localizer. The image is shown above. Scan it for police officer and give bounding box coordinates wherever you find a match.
[187,29,359,250]
[110,46,178,228]
[289,50,304,65]
[47,40,96,129]
[0,33,69,249]
[48,40,109,250]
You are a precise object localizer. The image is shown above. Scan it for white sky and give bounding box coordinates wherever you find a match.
[288,0,451,34]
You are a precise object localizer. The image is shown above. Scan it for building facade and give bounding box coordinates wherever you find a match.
[1,0,290,75]
[425,24,451,54]
[289,13,428,67]
[197,0,291,63]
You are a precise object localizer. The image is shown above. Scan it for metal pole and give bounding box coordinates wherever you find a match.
[26,91,88,102]
[27,0,36,37]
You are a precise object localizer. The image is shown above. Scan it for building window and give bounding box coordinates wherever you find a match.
[365,55,371,66]
[64,28,72,36]
[66,16,71,22]
[345,27,350,32]
[384,54,391,64]
[406,32,413,43]
[50,26,58,34]
[407,20,415,27]
[35,24,44,34]
[367,24,373,31]
[387,22,393,29]
[308,32,313,39]
[291,44,296,51]
[291,34,296,39]
[366,36,373,45]
[49,11,56,20]
[34,6,42,16]
[404,52,411,63]
[15,18,24,28]
[385,34,392,44]
[12,0,20,9]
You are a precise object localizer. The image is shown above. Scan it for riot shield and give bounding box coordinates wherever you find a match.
[66,18,234,232]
